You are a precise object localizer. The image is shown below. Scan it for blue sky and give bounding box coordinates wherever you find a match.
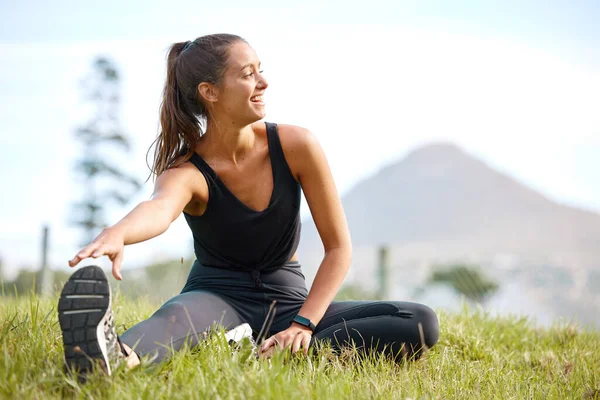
[0,0,599,279]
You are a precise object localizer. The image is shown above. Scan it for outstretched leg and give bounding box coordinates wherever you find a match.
[312,301,439,360]
[59,265,247,376]
[120,290,246,364]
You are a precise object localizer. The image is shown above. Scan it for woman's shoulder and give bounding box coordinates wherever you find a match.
[265,122,323,181]
[157,156,210,194]
[268,122,317,151]
[155,159,209,215]
[250,120,314,144]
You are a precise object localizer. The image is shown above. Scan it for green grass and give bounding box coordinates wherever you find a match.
[1,291,599,399]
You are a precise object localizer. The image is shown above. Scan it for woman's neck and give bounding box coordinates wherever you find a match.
[199,118,257,165]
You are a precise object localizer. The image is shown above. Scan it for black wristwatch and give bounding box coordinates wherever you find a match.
[291,315,316,332]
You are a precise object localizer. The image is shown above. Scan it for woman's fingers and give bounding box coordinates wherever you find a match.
[259,344,275,358]
[68,239,125,282]
[276,336,286,350]
[68,256,80,268]
[292,332,312,354]
[260,336,274,350]
[69,244,98,267]
[260,331,311,357]
[111,250,124,280]
[302,333,311,355]
[292,334,303,353]
[260,336,276,354]
[91,247,105,258]
[261,334,285,354]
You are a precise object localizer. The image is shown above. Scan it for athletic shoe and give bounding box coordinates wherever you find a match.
[224,323,257,352]
[58,265,123,377]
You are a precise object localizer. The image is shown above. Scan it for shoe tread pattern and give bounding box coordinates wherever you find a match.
[58,265,111,375]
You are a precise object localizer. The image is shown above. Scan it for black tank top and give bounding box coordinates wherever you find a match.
[183,122,302,273]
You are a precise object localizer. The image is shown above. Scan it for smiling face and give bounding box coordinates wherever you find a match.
[203,41,269,126]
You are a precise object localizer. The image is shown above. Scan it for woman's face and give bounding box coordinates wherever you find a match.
[214,41,268,125]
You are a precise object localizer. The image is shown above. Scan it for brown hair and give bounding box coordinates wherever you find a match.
[147,33,246,179]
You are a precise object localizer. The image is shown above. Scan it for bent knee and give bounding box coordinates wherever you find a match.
[413,303,439,349]
[390,302,439,349]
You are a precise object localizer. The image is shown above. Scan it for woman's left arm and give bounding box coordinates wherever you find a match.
[260,125,352,355]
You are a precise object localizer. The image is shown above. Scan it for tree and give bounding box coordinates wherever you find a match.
[71,57,141,245]
[427,263,499,304]
[7,267,38,296]
[2,268,72,297]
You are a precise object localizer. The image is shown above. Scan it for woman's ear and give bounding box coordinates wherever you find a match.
[198,82,218,103]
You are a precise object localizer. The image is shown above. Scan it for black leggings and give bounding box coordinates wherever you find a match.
[120,262,439,363]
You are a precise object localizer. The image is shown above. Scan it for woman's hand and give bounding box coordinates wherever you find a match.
[259,323,312,357]
[68,227,126,280]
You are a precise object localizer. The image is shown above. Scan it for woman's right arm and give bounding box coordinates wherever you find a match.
[68,164,202,280]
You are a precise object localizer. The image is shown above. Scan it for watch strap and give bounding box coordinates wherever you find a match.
[291,315,316,332]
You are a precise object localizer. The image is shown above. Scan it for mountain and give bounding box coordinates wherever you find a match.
[301,142,600,260]
[297,142,600,327]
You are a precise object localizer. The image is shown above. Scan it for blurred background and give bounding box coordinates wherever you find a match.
[1,0,598,329]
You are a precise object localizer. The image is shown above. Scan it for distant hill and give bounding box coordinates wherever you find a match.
[300,142,600,266]
[298,142,600,327]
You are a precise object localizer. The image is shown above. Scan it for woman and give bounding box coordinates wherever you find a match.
[59,33,439,375]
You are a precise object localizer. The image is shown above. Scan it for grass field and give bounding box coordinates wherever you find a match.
[1,290,599,399]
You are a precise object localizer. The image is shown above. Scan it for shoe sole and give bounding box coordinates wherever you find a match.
[58,265,115,376]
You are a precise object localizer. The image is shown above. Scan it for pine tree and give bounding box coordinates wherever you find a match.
[71,57,141,245]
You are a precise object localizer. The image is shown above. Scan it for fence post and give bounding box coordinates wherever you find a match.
[377,245,390,300]
[39,225,52,296]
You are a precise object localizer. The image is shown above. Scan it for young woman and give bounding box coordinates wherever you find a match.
[59,33,439,375]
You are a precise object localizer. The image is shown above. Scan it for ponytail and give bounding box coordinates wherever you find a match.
[148,42,200,179]
[146,34,246,180]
